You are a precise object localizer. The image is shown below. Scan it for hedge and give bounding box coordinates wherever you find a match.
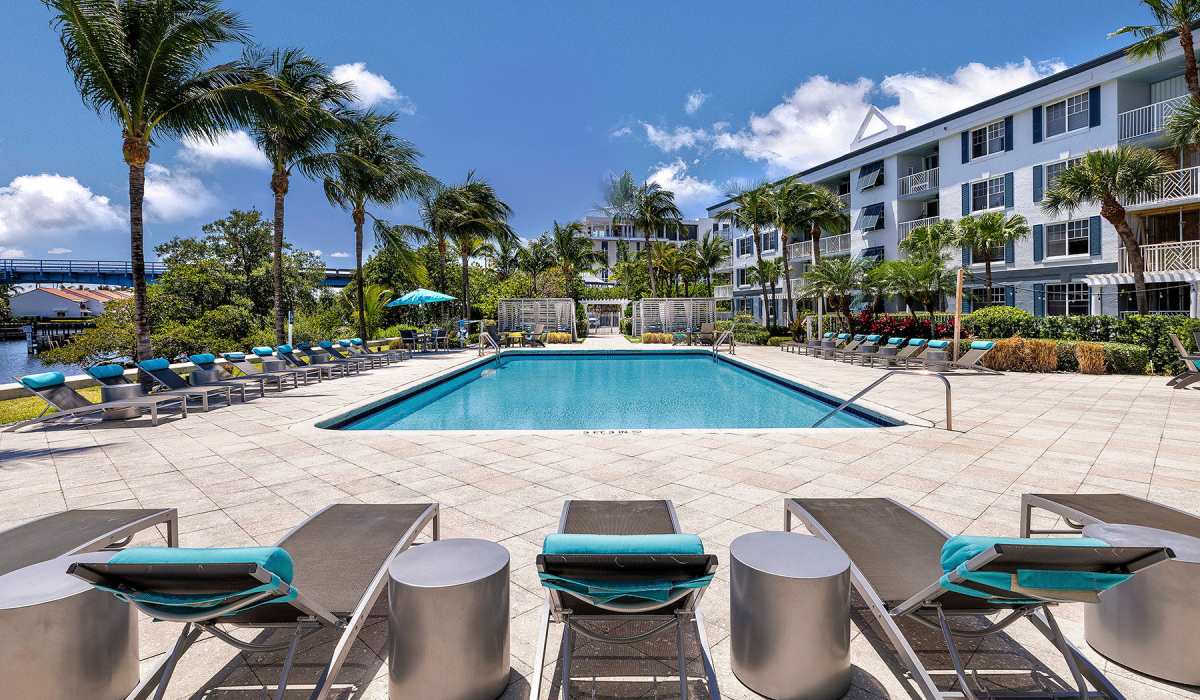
[980,337,1149,374]
[766,336,792,347]
[716,314,771,345]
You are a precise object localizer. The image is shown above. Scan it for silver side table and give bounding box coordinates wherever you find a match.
[923,349,949,371]
[99,382,142,420]
[260,358,285,373]
[731,531,851,700]
[0,553,137,700]
[388,538,510,700]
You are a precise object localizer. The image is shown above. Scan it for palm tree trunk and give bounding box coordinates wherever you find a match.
[645,233,656,295]
[1113,218,1150,315]
[810,223,822,265]
[124,138,152,361]
[437,238,448,293]
[780,225,794,326]
[984,256,993,295]
[461,247,470,320]
[271,169,288,345]
[354,208,368,341]
[1180,23,1200,100]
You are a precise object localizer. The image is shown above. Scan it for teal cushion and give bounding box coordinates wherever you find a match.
[539,572,713,605]
[970,340,995,350]
[277,344,293,353]
[139,358,169,371]
[823,332,834,338]
[938,536,1130,602]
[908,338,927,346]
[836,333,849,340]
[926,340,950,349]
[351,338,364,345]
[20,371,65,390]
[887,338,903,346]
[852,334,865,340]
[251,346,274,356]
[543,534,704,556]
[337,340,351,347]
[87,364,126,379]
[222,352,246,361]
[189,353,216,366]
[319,340,333,349]
[865,335,881,342]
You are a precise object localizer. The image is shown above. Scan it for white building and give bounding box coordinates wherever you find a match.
[9,287,132,319]
[581,215,716,285]
[710,31,1200,324]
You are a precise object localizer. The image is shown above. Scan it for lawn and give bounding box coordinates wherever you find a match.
[0,385,103,426]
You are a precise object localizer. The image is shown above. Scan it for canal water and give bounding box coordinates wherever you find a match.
[0,340,84,381]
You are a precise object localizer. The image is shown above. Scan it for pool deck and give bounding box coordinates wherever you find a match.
[1,336,1199,699]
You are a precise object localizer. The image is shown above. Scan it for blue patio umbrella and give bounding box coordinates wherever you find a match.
[385,288,457,307]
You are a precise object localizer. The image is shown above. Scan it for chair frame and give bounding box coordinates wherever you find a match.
[9,375,189,430]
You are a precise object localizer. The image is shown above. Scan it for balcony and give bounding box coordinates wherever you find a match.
[792,232,852,261]
[1118,95,1189,142]
[713,284,732,299]
[1119,240,1200,273]
[898,167,939,197]
[898,216,940,245]
[838,192,851,209]
[1126,166,1200,209]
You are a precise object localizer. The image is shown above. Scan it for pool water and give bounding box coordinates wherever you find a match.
[331,351,893,431]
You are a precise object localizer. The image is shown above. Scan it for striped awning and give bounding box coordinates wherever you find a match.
[1084,269,1200,286]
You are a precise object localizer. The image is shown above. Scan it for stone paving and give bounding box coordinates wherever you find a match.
[2,338,1199,700]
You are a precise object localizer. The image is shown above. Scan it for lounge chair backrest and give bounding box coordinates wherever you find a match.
[400,329,417,340]
[531,323,544,334]
[87,363,130,386]
[700,323,714,333]
[188,353,217,370]
[908,338,927,347]
[886,337,903,346]
[1169,333,1190,357]
[20,372,93,411]
[865,334,881,343]
[139,358,188,390]
[926,340,950,349]
[956,341,995,366]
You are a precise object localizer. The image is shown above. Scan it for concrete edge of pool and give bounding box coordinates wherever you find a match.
[301,349,924,436]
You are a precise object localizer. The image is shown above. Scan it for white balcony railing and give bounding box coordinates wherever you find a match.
[713,284,732,299]
[898,216,940,245]
[838,192,851,209]
[1126,166,1200,208]
[792,232,852,261]
[1118,95,1189,142]
[1119,240,1200,273]
[898,167,939,196]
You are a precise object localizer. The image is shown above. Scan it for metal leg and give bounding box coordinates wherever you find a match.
[1028,607,1122,700]
[559,615,573,700]
[1020,498,1033,538]
[529,602,551,700]
[692,609,721,699]
[274,624,304,700]
[677,613,689,699]
[149,404,159,426]
[133,622,202,700]
[935,606,979,700]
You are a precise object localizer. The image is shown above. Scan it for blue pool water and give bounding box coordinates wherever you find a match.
[331,351,893,431]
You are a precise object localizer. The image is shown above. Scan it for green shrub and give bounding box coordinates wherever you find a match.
[965,306,1037,339]
[620,318,632,335]
[1103,342,1150,375]
[766,336,792,347]
[1055,341,1079,373]
[716,314,770,345]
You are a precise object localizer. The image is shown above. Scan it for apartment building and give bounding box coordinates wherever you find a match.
[709,30,1200,324]
[580,215,715,285]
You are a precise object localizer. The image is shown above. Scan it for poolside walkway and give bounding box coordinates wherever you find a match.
[1,340,1198,699]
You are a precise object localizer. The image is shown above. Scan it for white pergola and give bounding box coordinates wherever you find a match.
[497,298,577,339]
[631,298,717,335]
[580,298,629,333]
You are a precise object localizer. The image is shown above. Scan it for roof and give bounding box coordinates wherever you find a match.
[19,287,132,303]
[706,32,1158,213]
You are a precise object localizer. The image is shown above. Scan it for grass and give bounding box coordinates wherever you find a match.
[0,385,103,426]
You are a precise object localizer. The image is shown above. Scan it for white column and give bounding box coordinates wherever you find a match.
[1191,281,1199,318]
[1091,285,1103,316]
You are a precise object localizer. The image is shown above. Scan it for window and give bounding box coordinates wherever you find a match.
[760,232,778,252]
[1044,92,1090,138]
[1045,219,1090,257]
[972,244,1005,264]
[836,179,851,196]
[736,237,754,257]
[858,161,884,190]
[971,287,1006,307]
[1044,157,1082,192]
[1046,283,1089,316]
[970,176,1006,212]
[970,120,1005,159]
[736,268,749,287]
[857,203,885,231]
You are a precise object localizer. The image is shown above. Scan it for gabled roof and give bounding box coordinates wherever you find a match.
[20,287,131,302]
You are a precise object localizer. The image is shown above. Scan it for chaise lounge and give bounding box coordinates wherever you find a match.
[139,358,245,406]
[10,370,188,430]
[2,507,178,577]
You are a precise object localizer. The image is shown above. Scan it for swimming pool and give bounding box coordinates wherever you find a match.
[325,351,896,431]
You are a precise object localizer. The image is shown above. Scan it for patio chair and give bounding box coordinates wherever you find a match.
[1167,333,1200,388]
[189,353,272,395]
[336,339,387,368]
[355,337,408,363]
[949,340,1000,373]
[429,328,450,351]
[530,500,720,700]
[9,371,188,431]
[829,333,866,360]
[139,358,244,407]
[68,503,439,700]
[909,339,952,370]
[296,343,358,376]
[785,497,1174,700]
[697,322,716,345]
[797,331,834,356]
[841,333,883,364]
[273,344,340,380]
[223,351,313,387]
[2,508,178,578]
[318,340,371,371]
[524,323,547,347]
[398,329,421,353]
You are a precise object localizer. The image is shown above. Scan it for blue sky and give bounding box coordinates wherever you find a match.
[0,1,1141,262]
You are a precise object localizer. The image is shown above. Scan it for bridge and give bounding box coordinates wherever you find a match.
[0,259,355,288]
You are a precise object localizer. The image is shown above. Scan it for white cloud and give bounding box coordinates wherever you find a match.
[330,251,350,258]
[642,123,708,152]
[0,174,124,254]
[646,159,720,212]
[684,90,708,115]
[331,62,416,113]
[310,249,323,257]
[47,247,72,254]
[144,164,217,222]
[180,130,269,169]
[610,126,632,138]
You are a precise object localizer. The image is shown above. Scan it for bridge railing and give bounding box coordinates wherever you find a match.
[0,259,170,276]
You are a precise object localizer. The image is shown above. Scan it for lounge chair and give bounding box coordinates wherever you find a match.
[336,339,387,368]
[820,332,850,359]
[3,508,177,578]
[842,333,883,364]
[797,331,834,356]
[223,351,312,387]
[785,498,1172,700]
[318,340,371,371]
[829,333,866,360]
[524,323,547,348]
[139,358,244,406]
[894,338,929,367]
[273,344,339,380]
[9,371,188,430]
[354,337,408,363]
[188,353,272,395]
[68,502,439,700]
[1167,333,1200,388]
[86,362,223,404]
[297,343,358,376]
[948,340,999,373]
[864,336,904,366]
[530,500,720,700]
[908,339,952,369]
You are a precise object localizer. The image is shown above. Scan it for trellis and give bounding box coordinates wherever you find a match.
[631,298,717,336]
[497,298,577,339]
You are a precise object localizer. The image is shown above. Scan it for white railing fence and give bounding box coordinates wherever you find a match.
[1127,166,1200,207]
[1118,95,1189,142]
[631,298,717,335]
[838,192,851,209]
[713,284,732,299]
[898,167,939,196]
[897,216,940,246]
[1118,240,1200,273]
[792,233,852,261]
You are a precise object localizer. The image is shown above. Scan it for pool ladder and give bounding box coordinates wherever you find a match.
[811,369,954,430]
[480,332,501,359]
[711,329,735,359]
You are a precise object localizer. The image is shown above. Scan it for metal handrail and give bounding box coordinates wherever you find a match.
[711,328,736,359]
[811,369,953,430]
[480,332,500,358]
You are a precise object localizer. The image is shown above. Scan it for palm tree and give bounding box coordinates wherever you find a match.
[717,186,774,324]
[483,235,522,279]
[694,232,730,294]
[1113,1,1200,100]
[900,219,958,262]
[598,169,638,236]
[518,237,554,295]
[747,258,782,324]
[44,0,272,359]
[1042,146,1171,314]
[765,181,801,325]
[791,185,851,266]
[651,242,684,296]
[953,212,1030,293]
[246,48,354,344]
[800,257,868,331]
[630,183,684,295]
[443,174,515,319]
[548,221,604,300]
[324,111,432,341]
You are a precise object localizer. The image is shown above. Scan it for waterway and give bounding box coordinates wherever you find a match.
[0,340,84,382]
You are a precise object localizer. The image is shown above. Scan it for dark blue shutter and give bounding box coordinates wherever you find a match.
[1033,224,1044,262]
[1033,165,1044,202]
[1004,116,1014,151]
[1032,105,1043,143]
[963,294,973,313]
[1004,172,1014,208]
[1004,286,1016,307]
[1089,215,1102,256]
[1033,283,1045,316]
[961,131,970,163]
[961,246,972,266]
[1004,240,1015,264]
[961,183,971,215]
[1089,86,1101,128]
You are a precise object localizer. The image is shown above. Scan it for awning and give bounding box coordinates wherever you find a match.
[1084,269,1200,286]
[858,161,884,190]
[856,203,884,231]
